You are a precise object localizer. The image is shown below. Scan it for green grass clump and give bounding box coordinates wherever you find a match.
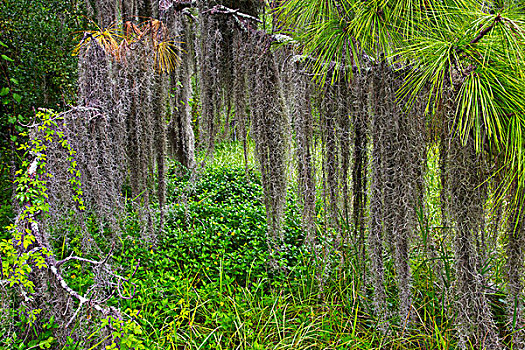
[1,142,463,350]
[94,143,459,349]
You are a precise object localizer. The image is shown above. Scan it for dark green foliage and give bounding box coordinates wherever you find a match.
[0,0,85,227]
[0,0,84,114]
[163,164,305,284]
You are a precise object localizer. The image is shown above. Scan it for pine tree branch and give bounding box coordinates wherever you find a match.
[470,14,501,45]
[456,14,502,55]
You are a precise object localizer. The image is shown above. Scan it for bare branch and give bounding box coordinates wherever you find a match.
[56,243,114,268]
[205,5,262,23]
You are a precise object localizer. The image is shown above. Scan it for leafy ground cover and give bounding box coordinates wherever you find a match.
[100,144,462,349]
[1,142,477,349]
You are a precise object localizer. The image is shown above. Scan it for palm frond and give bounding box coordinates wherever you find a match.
[155,40,182,74]
[72,24,121,58]
[73,18,182,73]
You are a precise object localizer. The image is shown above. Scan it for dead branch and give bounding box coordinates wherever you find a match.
[56,243,114,268]
[205,4,262,23]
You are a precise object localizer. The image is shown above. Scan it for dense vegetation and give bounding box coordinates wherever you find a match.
[0,0,86,228]
[0,144,463,349]
[3,0,525,349]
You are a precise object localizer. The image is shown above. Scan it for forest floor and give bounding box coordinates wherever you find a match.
[99,142,460,350]
[2,142,470,349]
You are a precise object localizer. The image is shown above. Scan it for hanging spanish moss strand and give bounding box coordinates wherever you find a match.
[151,0,159,18]
[414,89,449,312]
[166,11,196,170]
[78,41,112,111]
[58,110,126,235]
[384,84,408,326]
[196,0,262,162]
[380,67,415,328]
[180,14,197,170]
[123,54,141,202]
[485,180,503,266]
[247,33,289,251]
[122,40,157,241]
[232,28,250,175]
[197,1,228,159]
[320,81,341,233]
[291,60,316,250]
[338,77,352,239]
[138,0,155,19]
[317,72,354,275]
[444,97,501,348]
[505,189,525,350]
[351,70,369,284]
[121,0,139,22]
[72,41,127,237]
[368,63,388,332]
[86,0,117,28]
[392,70,427,328]
[197,4,220,158]
[153,71,167,236]
[140,41,157,242]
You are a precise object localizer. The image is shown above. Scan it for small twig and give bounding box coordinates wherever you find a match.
[205,5,262,23]
[64,302,84,329]
[98,290,117,304]
[62,295,71,316]
[117,279,136,300]
[470,14,502,45]
[103,261,139,300]
[56,243,114,268]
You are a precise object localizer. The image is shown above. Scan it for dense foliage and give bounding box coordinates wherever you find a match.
[3,0,525,349]
[0,0,86,227]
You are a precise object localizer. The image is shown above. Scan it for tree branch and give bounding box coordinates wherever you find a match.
[456,14,502,56]
[204,5,262,23]
[470,14,501,45]
[56,244,114,268]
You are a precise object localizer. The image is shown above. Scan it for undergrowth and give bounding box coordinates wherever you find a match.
[106,143,463,349]
[1,142,486,349]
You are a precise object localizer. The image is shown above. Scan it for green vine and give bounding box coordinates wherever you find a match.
[1,109,84,294]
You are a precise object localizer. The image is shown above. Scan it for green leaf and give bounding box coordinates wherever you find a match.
[0,87,9,96]
[0,40,7,48]
[13,93,22,103]
[10,78,19,85]
[1,54,13,62]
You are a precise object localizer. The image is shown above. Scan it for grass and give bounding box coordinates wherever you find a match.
[1,141,490,349]
[99,141,462,350]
